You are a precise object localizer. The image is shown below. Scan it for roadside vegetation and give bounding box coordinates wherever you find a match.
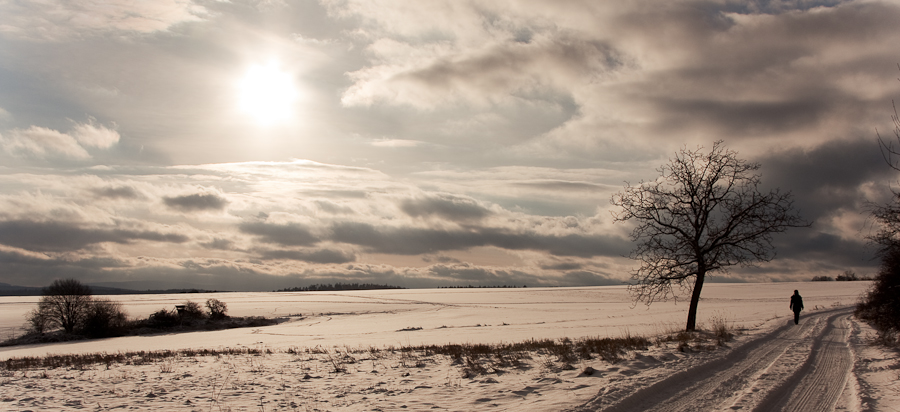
[858,94,900,346]
[2,279,278,347]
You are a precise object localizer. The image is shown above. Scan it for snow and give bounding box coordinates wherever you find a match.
[1,281,895,411]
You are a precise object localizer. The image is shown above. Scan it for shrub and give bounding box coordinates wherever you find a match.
[81,299,128,338]
[836,270,859,281]
[148,309,180,328]
[25,308,51,335]
[856,244,900,342]
[811,275,834,282]
[180,301,206,321]
[206,298,228,319]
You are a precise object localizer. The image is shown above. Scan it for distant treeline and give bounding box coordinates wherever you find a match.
[0,282,223,296]
[275,283,406,292]
[811,270,871,282]
[438,285,527,289]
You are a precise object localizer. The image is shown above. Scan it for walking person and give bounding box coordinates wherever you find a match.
[790,290,804,325]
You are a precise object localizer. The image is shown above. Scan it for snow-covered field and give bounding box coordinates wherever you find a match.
[1,282,896,411]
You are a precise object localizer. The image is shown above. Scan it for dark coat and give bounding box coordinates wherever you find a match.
[790,294,804,312]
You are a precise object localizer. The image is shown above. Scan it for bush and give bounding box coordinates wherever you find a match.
[25,308,52,335]
[836,270,859,281]
[81,299,128,338]
[856,245,900,341]
[180,301,206,321]
[811,275,834,282]
[148,309,180,328]
[206,298,227,319]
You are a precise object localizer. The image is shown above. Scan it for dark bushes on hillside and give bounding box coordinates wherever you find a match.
[82,299,128,338]
[856,245,900,344]
[4,296,277,347]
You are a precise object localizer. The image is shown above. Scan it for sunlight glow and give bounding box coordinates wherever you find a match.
[238,62,298,125]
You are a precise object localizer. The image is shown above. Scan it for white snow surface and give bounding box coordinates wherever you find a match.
[0,281,896,411]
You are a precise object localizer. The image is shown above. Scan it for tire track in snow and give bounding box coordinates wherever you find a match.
[574,307,855,412]
[752,312,852,412]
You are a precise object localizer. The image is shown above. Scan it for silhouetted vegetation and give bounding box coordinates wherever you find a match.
[4,296,279,347]
[812,270,869,282]
[276,283,405,292]
[611,141,807,331]
[861,84,900,345]
[856,245,900,345]
[30,279,95,334]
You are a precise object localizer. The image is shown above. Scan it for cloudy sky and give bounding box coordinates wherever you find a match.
[1,0,899,291]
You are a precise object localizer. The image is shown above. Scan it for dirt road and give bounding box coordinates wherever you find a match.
[575,307,858,412]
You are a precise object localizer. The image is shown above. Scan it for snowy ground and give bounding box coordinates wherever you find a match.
[0,282,896,411]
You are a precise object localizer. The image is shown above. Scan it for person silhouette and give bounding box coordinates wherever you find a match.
[789,290,804,325]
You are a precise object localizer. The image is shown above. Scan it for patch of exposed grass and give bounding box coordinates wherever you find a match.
[1,335,651,373]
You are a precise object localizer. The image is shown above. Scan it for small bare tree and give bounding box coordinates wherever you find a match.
[612,141,808,331]
[36,279,94,334]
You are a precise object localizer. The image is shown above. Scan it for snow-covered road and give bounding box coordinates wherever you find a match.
[575,307,857,412]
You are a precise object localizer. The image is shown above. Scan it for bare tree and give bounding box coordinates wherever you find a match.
[611,141,808,331]
[873,86,900,252]
[38,279,94,334]
[858,70,900,338]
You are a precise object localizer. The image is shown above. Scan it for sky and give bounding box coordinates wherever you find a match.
[1,0,899,291]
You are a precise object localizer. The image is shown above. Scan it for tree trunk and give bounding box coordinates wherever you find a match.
[685,270,706,331]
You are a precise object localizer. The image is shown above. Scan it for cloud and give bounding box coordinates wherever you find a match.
[258,248,356,264]
[371,139,424,147]
[399,194,492,222]
[70,119,120,149]
[1,126,90,159]
[239,221,320,247]
[91,185,142,200]
[0,120,120,160]
[329,221,629,257]
[0,0,206,41]
[560,271,622,286]
[757,139,890,222]
[0,220,189,252]
[163,193,229,212]
[201,238,236,250]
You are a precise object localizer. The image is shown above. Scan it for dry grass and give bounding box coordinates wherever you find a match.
[1,335,650,375]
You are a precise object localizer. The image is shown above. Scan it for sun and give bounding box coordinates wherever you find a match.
[238,62,298,125]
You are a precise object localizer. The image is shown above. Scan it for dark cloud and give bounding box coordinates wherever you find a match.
[757,138,890,221]
[716,0,845,15]
[329,221,629,257]
[422,255,462,264]
[512,180,604,192]
[163,193,229,212]
[659,97,831,136]
[258,248,356,264]
[427,264,545,285]
[772,229,874,267]
[201,238,235,250]
[90,185,142,200]
[400,194,492,222]
[0,220,189,252]
[560,271,622,286]
[540,261,584,271]
[239,221,319,246]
